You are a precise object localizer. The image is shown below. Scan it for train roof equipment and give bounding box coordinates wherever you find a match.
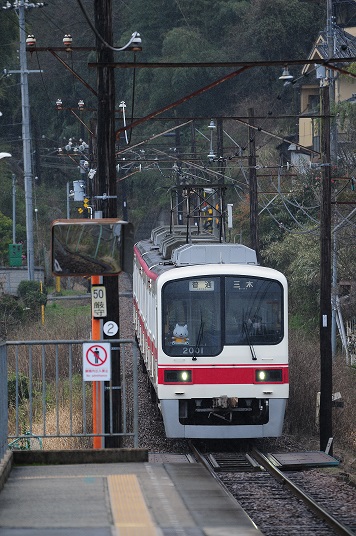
[135,184,258,270]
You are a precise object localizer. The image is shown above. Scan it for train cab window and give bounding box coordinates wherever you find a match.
[225,277,283,345]
[162,277,222,357]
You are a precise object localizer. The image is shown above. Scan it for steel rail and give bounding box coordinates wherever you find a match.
[188,441,220,479]
[188,440,262,533]
[252,448,355,536]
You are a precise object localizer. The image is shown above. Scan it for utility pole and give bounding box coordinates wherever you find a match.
[326,0,338,358]
[4,1,44,279]
[319,82,333,454]
[327,0,337,162]
[94,0,116,213]
[19,0,34,280]
[94,0,121,448]
[248,108,259,261]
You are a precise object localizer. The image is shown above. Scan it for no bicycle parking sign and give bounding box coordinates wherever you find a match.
[83,342,111,381]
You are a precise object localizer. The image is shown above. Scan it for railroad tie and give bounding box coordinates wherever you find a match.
[107,474,158,536]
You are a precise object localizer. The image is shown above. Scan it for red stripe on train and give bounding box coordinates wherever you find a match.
[158,367,289,384]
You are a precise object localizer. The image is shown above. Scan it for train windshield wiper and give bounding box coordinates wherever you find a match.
[192,318,204,361]
[243,321,257,361]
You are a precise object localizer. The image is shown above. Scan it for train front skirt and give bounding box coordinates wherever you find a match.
[160,398,287,438]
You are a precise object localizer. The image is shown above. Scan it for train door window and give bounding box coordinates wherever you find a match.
[225,277,283,345]
[162,277,222,357]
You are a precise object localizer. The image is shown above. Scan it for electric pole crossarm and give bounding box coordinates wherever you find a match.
[49,50,98,96]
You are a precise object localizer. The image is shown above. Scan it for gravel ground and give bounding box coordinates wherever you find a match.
[119,272,190,453]
[220,468,356,536]
[119,271,356,479]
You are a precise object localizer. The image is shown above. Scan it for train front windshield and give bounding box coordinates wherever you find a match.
[162,276,283,357]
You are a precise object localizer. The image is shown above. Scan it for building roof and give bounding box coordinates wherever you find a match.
[303,25,356,74]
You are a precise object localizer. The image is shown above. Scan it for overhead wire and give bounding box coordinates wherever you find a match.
[174,0,191,29]
[7,2,353,244]
[75,0,138,52]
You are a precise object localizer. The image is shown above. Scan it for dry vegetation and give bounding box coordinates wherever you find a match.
[7,282,93,450]
[286,330,356,471]
[7,282,356,460]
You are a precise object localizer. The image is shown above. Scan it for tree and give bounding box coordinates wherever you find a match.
[262,229,321,327]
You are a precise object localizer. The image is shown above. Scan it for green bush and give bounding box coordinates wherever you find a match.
[17,280,47,315]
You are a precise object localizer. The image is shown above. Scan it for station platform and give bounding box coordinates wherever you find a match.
[0,449,262,536]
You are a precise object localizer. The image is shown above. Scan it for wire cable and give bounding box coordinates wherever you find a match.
[76,0,140,52]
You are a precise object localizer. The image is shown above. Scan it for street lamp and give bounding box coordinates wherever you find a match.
[208,119,216,161]
[279,66,294,82]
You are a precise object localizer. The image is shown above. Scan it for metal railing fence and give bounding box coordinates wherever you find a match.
[6,339,138,449]
[0,343,8,460]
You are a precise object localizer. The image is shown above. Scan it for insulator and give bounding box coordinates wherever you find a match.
[26,35,36,47]
[63,34,72,48]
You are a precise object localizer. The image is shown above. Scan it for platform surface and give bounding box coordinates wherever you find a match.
[0,460,263,535]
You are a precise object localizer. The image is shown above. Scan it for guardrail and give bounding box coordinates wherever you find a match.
[6,339,138,450]
[0,343,8,460]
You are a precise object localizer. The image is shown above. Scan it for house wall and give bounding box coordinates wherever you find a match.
[299,85,320,149]
[299,75,356,150]
[299,117,314,148]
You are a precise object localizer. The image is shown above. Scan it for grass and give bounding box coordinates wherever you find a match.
[45,301,91,322]
[7,294,93,449]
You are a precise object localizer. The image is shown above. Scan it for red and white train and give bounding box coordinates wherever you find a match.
[133,223,288,439]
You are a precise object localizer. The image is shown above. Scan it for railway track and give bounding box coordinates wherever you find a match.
[190,442,356,536]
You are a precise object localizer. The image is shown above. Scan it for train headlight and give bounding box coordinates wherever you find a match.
[257,370,266,381]
[164,370,192,383]
[255,369,282,382]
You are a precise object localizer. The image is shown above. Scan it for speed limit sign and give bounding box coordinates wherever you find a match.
[91,285,107,318]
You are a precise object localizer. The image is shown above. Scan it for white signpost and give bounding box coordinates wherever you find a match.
[83,342,111,381]
[103,320,119,337]
[91,285,107,318]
